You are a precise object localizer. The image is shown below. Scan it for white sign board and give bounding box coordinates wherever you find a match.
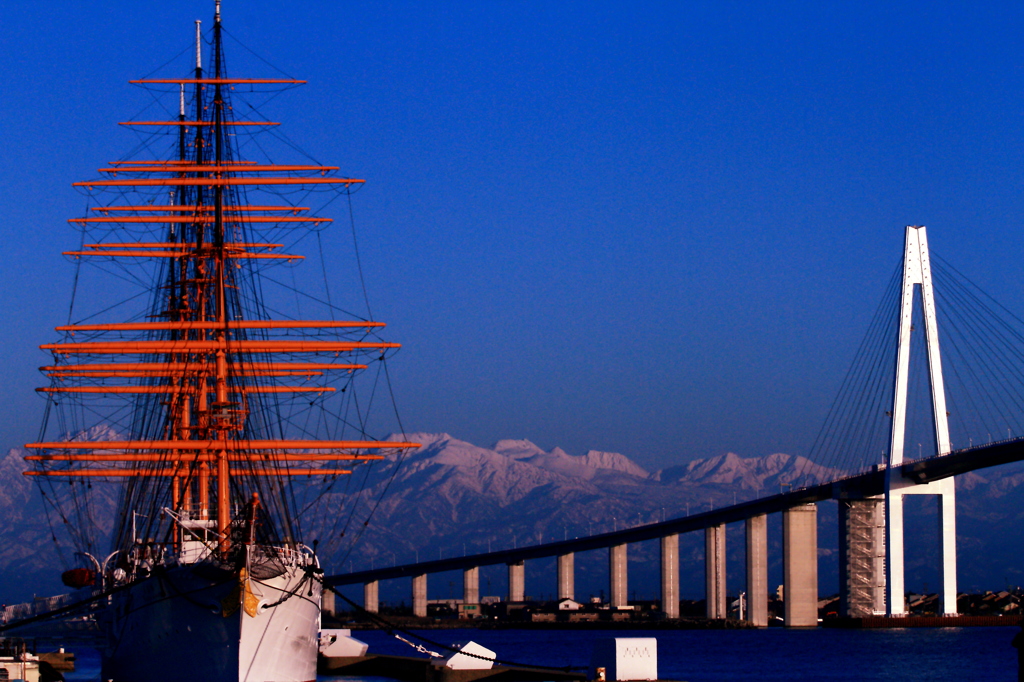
[589,637,658,681]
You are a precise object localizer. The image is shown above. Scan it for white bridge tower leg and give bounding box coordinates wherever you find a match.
[886,225,957,616]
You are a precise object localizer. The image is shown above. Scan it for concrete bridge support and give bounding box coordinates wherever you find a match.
[745,514,768,626]
[508,560,525,602]
[839,498,885,617]
[660,534,679,619]
[886,479,958,615]
[363,580,379,614]
[609,543,628,608]
[937,487,958,615]
[557,552,574,601]
[463,566,479,605]
[783,503,818,627]
[412,573,427,618]
[705,523,727,619]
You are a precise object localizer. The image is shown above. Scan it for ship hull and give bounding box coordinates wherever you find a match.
[101,559,320,682]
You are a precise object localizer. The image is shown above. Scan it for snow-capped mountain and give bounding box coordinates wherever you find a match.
[1,433,1021,604]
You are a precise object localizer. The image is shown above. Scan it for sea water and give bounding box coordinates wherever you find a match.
[64,626,1019,681]
[328,627,1018,682]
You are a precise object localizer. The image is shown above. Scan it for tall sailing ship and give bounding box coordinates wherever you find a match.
[22,3,416,681]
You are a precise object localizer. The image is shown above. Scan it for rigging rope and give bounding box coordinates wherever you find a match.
[319,578,582,673]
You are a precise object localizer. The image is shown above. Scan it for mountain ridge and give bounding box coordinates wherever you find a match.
[1,434,1022,603]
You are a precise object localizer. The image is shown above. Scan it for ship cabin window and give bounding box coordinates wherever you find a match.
[0,666,10,679]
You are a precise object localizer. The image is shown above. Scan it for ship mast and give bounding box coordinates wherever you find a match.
[167,21,198,537]
[211,0,233,555]
[194,17,211,527]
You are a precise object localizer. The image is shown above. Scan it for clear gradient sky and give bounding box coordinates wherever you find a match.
[2,1,1024,471]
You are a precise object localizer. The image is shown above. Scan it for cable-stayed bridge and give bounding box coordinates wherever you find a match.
[327,226,1024,626]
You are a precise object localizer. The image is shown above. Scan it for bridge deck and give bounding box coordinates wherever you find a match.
[326,436,1024,587]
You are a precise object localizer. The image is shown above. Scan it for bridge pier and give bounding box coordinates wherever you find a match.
[745,514,768,626]
[885,479,958,615]
[463,566,479,605]
[609,543,628,608]
[839,498,884,617]
[363,580,379,614]
[938,485,958,615]
[783,503,818,627]
[660,534,679,619]
[705,523,726,619]
[412,573,427,618]
[557,552,574,601]
[508,560,525,602]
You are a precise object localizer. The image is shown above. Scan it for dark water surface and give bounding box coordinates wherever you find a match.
[65,626,1019,681]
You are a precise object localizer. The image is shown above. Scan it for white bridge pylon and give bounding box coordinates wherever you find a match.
[886,225,957,616]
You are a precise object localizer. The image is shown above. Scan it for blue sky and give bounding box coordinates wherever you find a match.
[3,1,1024,471]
